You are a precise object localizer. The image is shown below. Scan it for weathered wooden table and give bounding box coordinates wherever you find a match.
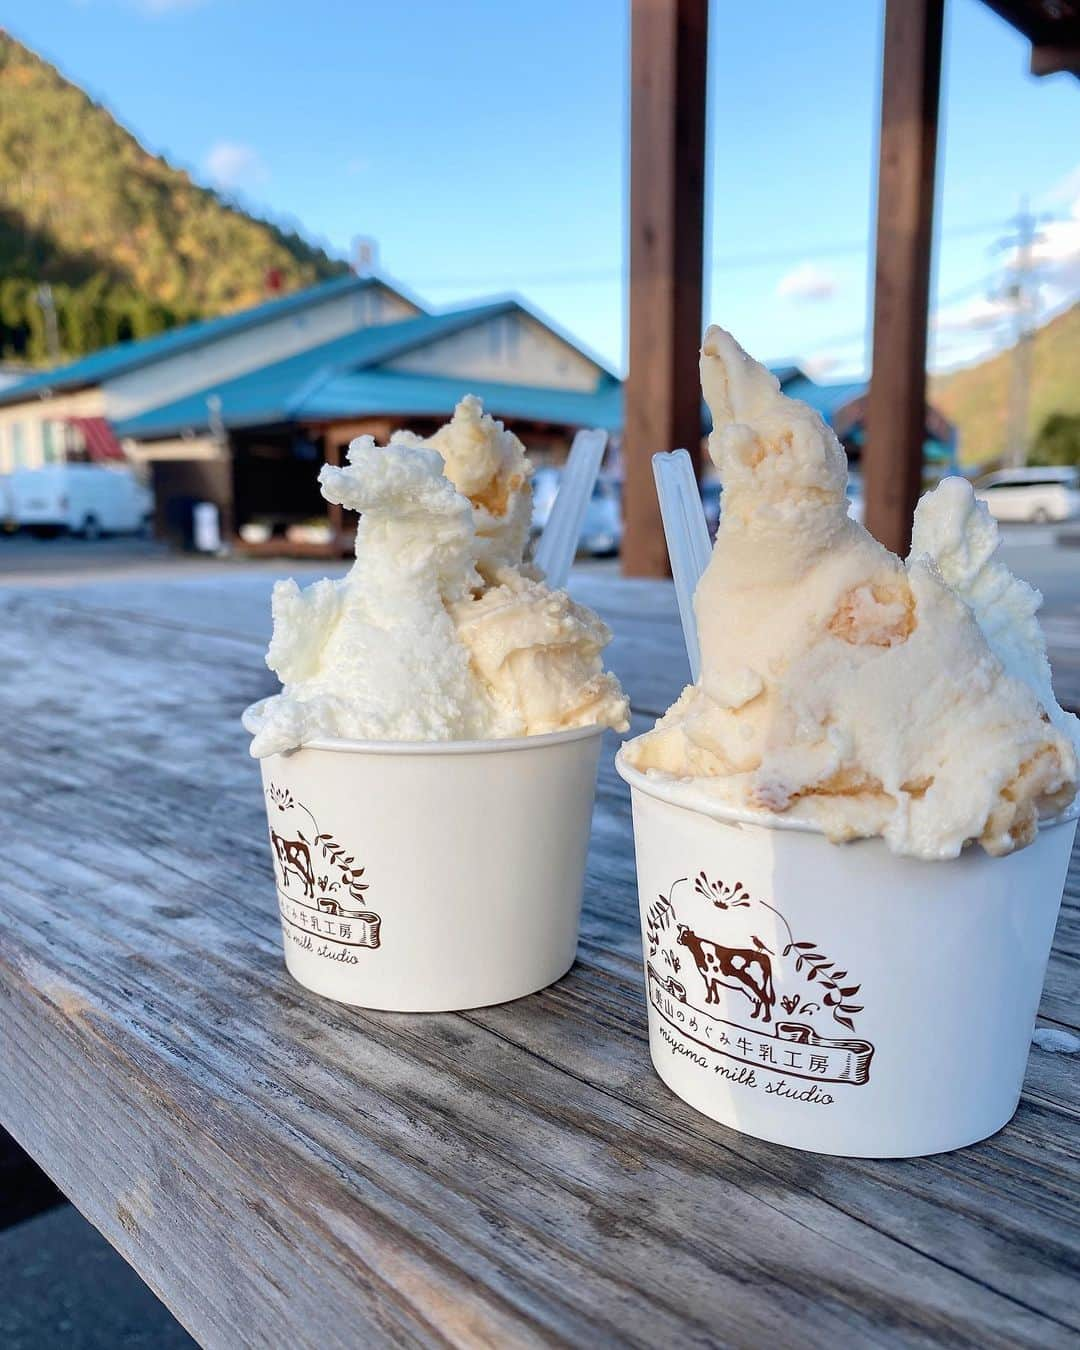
[1,569,1078,1348]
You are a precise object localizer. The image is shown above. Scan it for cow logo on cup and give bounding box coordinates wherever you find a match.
[646,872,873,1089]
[266,783,382,951]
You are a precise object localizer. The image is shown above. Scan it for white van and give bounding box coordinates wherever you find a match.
[974,466,1080,524]
[2,464,153,537]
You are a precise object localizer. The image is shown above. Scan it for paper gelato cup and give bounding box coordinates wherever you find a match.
[243,703,604,1012]
[616,752,1078,1158]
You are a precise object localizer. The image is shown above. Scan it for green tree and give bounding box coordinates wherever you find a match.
[0,31,350,363]
[1033,413,1080,468]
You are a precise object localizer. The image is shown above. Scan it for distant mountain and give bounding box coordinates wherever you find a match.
[0,31,350,363]
[931,302,1080,468]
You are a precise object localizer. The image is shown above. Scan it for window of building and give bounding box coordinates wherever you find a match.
[42,421,63,464]
[10,422,26,469]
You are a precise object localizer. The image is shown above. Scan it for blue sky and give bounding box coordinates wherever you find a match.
[7,0,1079,377]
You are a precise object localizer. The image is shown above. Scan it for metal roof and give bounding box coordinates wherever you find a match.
[114,300,612,439]
[113,335,842,443]
[781,375,867,420]
[781,375,956,456]
[0,274,413,407]
[293,369,623,430]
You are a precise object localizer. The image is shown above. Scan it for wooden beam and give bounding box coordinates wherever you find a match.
[1030,44,1080,77]
[864,0,944,556]
[323,433,346,546]
[623,0,708,578]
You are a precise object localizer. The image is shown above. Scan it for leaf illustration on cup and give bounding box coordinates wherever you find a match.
[781,943,862,1032]
[694,871,752,910]
[268,784,296,812]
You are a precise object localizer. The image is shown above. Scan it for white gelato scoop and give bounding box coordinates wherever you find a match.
[248,398,628,757]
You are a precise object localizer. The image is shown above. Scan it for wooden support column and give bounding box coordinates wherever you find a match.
[623,0,708,577]
[323,433,346,546]
[864,0,944,556]
[320,418,395,552]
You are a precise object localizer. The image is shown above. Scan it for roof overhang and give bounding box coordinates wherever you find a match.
[832,393,957,447]
[980,0,1080,78]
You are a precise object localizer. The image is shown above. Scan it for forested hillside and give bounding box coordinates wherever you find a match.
[931,303,1079,467]
[0,31,349,364]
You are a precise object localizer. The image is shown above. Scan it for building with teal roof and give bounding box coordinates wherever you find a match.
[0,273,954,549]
[109,293,621,545]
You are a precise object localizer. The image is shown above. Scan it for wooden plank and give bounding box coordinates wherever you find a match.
[864,0,944,556]
[980,0,1080,76]
[322,431,347,547]
[622,0,709,578]
[1030,44,1080,77]
[1,579,1078,1347]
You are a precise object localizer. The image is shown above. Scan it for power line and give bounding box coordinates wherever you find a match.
[409,219,1005,289]
[795,272,1001,359]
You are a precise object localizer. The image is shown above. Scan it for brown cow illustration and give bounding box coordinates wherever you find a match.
[676,924,776,1023]
[270,830,315,898]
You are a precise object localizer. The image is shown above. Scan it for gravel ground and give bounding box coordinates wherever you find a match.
[0,1205,194,1349]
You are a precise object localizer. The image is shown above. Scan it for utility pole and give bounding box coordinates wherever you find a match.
[35,283,60,363]
[996,199,1044,469]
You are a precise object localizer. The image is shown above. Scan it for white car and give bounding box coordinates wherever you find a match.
[530,468,623,557]
[2,464,153,537]
[845,471,865,524]
[974,467,1080,524]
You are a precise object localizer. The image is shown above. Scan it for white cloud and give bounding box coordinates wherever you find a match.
[1021,212,1080,300]
[132,0,207,12]
[203,140,268,191]
[932,295,1011,335]
[776,262,838,303]
[1011,167,1080,303]
[1042,163,1080,210]
[800,353,841,379]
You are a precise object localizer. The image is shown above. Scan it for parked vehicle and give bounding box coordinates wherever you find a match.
[530,466,561,537]
[974,466,1080,524]
[700,479,722,538]
[846,471,865,524]
[2,464,153,537]
[530,468,623,557]
[533,467,731,555]
[579,475,622,556]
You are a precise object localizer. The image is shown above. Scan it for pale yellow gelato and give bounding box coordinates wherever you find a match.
[623,326,1078,860]
[391,394,533,577]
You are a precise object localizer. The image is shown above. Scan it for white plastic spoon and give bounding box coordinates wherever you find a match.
[652,449,712,681]
[534,427,608,591]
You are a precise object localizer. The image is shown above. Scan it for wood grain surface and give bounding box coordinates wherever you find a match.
[0,574,1077,1349]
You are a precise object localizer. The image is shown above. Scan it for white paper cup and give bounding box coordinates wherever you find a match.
[616,752,1078,1158]
[243,704,604,1012]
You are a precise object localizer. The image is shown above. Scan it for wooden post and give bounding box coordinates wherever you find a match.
[864,0,944,556]
[323,433,345,546]
[1030,45,1080,77]
[623,0,708,577]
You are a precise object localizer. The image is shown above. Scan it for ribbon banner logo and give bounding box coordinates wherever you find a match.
[266,783,382,953]
[646,873,874,1087]
[648,967,874,1085]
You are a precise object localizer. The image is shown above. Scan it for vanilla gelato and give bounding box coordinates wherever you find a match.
[248,398,628,757]
[623,327,1078,860]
